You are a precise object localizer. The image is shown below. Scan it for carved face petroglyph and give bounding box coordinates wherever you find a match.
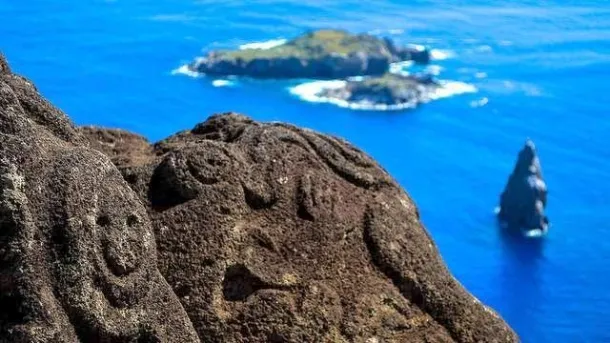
[44,149,196,340]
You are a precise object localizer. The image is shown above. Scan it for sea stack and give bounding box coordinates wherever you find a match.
[497,139,549,236]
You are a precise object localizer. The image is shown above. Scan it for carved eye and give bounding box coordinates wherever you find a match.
[96,215,111,227]
[206,158,221,166]
[126,214,140,227]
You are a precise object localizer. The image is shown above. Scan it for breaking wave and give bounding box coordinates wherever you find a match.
[171,64,237,88]
[171,65,201,78]
[428,81,477,100]
[368,28,405,35]
[239,39,287,50]
[212,79,236,87]
[288,80,419,111]
[289,53,477,111]
[389,61,414,75]
[524,228,547,238]
[470,97,490,108]
[177,38,475,110]
[430,49,456,60]
[288,78,476,111]
[426,64,444,76]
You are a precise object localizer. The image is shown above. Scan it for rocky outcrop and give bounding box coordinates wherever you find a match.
[85,112,518,343]
[189,29,430,79]
[79,126,154,167]
[2,52,517,342]
[192,52,390,79]
[497,139,549,236]
[0,53,199,342]
[318,73,440,108]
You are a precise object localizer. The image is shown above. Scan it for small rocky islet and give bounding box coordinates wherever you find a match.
[189,29,431,78]
[188,29,445,109]
[497,139,550,237]
[319,73,441,108]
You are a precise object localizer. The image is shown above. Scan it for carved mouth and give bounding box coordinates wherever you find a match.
[96,214,141,277]
[101,238,138,277]
[222,264,295,302]
[96,228,151,308]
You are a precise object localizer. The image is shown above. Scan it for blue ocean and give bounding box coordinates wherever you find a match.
[2,0,609,341]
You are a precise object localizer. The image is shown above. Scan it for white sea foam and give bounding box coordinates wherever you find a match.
[496,207,549,238]
[171,65,236,87]
[470,97,489,108]
[427,80,477,100]
[347,76,365,82]
[288,80,419,111]
[391,60,446,76]
[501,80,543,97]
[524,228,547,238]
[212,79,236,87]
[389,61,414,75]
[475,72,488,79]
[171,64,202,78]
[239,39,287,50]
[475,45,493,53]
[425,65,443,76]
[289,78,477,111]
[288,80,346,102]
[368,28,404,35]
[430,49,455,60]
[406,44,426,52]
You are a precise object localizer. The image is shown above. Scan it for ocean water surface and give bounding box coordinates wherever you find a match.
[2,0,609,341]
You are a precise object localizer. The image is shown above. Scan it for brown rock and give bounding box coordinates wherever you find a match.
[2,51,518,343]
[85,112,518,343]
[79,126,154,167]
[0,53,199,342]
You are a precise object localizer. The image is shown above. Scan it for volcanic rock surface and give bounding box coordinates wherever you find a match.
[0,53,199,342]
[498,139,549,235]
[83,116,519,343]
[1,52,517,343]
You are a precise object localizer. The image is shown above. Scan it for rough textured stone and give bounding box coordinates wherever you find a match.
[2,52,517,343]
[0,53,199,343]
[85,112,518,343]
[498,139,549,235]
[79,126,154,167]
